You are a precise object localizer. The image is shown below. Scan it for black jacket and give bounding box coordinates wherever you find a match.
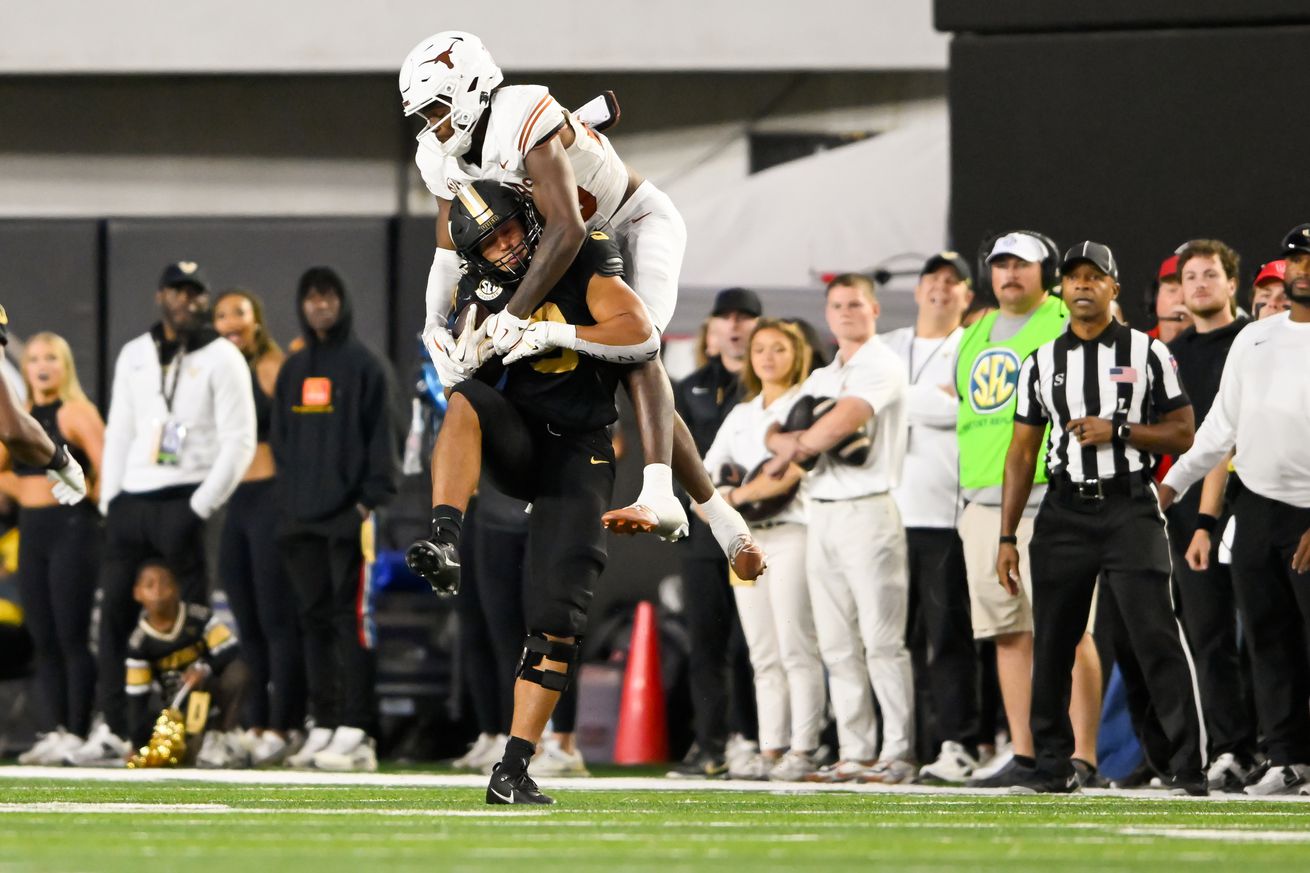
[675,356,743,557]
[271,269,400,537]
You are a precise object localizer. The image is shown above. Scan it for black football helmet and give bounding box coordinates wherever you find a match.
[449,180,543,283]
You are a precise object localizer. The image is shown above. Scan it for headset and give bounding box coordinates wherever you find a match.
[975,229,1062,301]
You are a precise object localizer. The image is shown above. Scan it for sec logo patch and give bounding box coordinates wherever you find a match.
[968,348,1021,414]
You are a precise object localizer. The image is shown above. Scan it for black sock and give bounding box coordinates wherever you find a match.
[430,505,464,547]
[1013,754,1036,768]
[499,736,537,777]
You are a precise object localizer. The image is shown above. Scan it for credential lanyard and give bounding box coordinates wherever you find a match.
[158,345,186,414]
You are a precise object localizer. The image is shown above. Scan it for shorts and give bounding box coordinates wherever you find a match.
[610,180,686,333]
[960,502,1097,640]
[451,379,616,638]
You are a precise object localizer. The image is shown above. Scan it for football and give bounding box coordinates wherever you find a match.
[453,301,491,341]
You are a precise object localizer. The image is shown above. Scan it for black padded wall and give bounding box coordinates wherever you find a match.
[0,221,103,402]
[104,218,392,403]
[947,24,1310,325]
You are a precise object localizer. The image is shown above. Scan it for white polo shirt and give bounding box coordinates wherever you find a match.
[883,326,963,528]
[787,335,909,502]
[703,386,808,526]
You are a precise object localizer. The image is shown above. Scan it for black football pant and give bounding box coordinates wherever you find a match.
[219,479,306,732]
[905,527,980,753]
[1228,489,1310,766]
[280,532,376,732]
[1168,503,1257,762]
[457,503,580,736]
[1029,493,1204,781]
[95,489,208,739]
[18,504,99,737]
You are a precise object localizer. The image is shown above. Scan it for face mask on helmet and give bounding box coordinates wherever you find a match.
[451,185,543,283]
[399,31,504,159]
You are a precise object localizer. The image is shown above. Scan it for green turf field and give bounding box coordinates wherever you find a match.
[4,778,1310,872]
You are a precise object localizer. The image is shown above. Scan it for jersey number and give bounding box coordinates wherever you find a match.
[529,303,580,375]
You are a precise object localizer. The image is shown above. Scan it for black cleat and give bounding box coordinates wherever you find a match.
[966,756,1031,789]
[665,743,729,779]
[486,763,554,805]
[405,537,461,596]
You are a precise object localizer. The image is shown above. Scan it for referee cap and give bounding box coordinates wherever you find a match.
[1279,223,1310,256]
[986,232,1048,265]
[1061,241,1119,281]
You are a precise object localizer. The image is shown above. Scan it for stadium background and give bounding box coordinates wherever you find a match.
[3,0,1310,757]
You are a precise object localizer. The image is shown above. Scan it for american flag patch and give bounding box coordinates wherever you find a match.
[1109,366,1140,383]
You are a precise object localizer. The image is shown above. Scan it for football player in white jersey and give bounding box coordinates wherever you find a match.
[399,31,764,580]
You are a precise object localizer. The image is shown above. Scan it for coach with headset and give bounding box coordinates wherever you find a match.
[957,232,1103,788]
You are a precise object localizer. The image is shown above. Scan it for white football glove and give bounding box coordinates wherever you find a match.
[502,321,577,366]
[485,310,532,356]
[46,449,87,506]
[451,319,495,373]
[421,321,469,389]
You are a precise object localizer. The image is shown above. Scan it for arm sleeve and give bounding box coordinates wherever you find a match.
[425,247,462,330]
[189,345,257,519]
[201,615,240,674]
[840,357,902,420]
[1146,338,1190,413]
[98,350,136,514]
[1163,341,1242,496]
[357,357,402,510]
[1012,354,1048,426]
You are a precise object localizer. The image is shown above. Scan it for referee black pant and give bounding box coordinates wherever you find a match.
[1029,488,1204,780]
[1228,488,1310,766]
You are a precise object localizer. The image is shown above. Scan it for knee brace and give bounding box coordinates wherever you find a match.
[515,633,582,692]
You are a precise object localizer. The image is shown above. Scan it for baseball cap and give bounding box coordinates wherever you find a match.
[1279,223,1310,256]
[1158,254,1180,282]
[921,251,973,287]
[1254,259,1287,287]
[158,260,210,293]
[1061,241,1119,281]
[986,232,1048,265]
[711,287,762,318]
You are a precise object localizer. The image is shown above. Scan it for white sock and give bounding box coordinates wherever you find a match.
[634,463,675,506]
[697,489,750,554]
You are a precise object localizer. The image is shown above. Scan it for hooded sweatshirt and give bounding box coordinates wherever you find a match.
[271,268,400,536]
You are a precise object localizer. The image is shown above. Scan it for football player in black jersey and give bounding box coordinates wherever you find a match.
[406,180,652,804]
[0,305,87,503]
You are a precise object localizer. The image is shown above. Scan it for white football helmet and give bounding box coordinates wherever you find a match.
[399,31,504,159]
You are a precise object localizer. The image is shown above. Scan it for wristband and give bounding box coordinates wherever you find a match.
[1195,513,1218,534]
[999,535,1018,545]
[44,443,69,471]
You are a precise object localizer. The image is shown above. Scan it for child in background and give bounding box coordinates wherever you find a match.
[126,560,249,767]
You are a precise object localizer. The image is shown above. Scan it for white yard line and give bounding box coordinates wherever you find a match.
[0,766,1308,803]
[1119,827,1310,843]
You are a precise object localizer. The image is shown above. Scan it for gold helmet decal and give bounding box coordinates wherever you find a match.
[457,185,497,227]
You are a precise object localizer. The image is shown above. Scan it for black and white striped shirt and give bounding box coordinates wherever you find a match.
[1014,320,1190,482]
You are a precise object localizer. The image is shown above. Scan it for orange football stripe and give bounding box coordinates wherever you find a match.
[517,95,554,155]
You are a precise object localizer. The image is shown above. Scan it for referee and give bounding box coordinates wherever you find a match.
[995,241,1206,794]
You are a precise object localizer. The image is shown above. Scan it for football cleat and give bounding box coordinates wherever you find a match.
[601,502,689,542]
[406,537,461,596]
[486,763,554,805]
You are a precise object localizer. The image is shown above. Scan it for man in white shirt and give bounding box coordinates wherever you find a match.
[884,252,980,782]
[69,261,255,766]
[766,273,913,783]
[1160,223,1310,796]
